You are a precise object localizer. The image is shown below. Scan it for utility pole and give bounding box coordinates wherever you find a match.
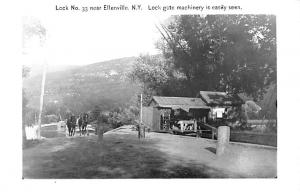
[37,61,47,139]
[139,93,145,138]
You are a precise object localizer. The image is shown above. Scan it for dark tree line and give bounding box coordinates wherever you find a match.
[130,15,276,102]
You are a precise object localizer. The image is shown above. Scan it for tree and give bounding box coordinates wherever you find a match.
[129,54,189,103]
[23,17,46,49]
[129,55,168,103]
[154,15,276,100]
[22,66,30,142]
[22,66,30,78]
[91,105,104,143]
[23,17,47,139]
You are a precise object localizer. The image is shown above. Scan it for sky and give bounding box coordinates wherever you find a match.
[23,14,169,70]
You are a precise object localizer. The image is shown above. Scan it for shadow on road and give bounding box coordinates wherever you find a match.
[205,147,216,154]
[23,134,235,178]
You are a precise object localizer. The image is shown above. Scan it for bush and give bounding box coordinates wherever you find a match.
[90,105,139,129]
[107,107,137,128]
[42,114,59,124]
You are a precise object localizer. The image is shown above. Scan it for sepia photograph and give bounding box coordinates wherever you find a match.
[22,14,277,179]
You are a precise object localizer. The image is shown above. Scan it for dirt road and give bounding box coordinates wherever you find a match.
[23,125,276,178]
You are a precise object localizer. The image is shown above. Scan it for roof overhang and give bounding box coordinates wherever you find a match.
[157,105,210,112]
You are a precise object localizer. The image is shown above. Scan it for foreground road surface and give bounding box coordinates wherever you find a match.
[23,125,276,178]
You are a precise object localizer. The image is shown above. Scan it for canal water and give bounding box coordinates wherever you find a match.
[25,123,96,139]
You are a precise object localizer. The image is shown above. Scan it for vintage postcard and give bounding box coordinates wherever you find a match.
[11,0,300,191]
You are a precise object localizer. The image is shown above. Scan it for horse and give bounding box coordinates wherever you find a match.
[67,115,76,136]
[77,115,83,136]
[81,113,89,136]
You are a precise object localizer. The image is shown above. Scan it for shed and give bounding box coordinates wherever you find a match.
[143,96,210,132]
[149,96,210,111]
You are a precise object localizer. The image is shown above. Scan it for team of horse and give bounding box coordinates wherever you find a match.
[66,113,89,137]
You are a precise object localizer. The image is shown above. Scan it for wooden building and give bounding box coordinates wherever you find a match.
[142,96,210,132]
[142,92,244,132]
[197,91,244,120]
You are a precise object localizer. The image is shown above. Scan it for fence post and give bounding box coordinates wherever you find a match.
[138,124,141,139]
[216,126,230,156]
[142,124,145,138]
[138,94,145,139]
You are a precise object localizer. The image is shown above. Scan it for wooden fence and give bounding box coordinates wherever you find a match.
[230,131,277,147]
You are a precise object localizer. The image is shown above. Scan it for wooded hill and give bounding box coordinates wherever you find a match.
[23,57,140,117]
[23,55,276,121]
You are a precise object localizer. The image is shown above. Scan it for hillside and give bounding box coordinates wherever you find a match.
[23,55,276,121]
[24,64,79,77]
[23,57,140,115]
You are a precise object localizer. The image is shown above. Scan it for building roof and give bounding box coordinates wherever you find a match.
[150,96,210,111]
[198,91,244,106]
